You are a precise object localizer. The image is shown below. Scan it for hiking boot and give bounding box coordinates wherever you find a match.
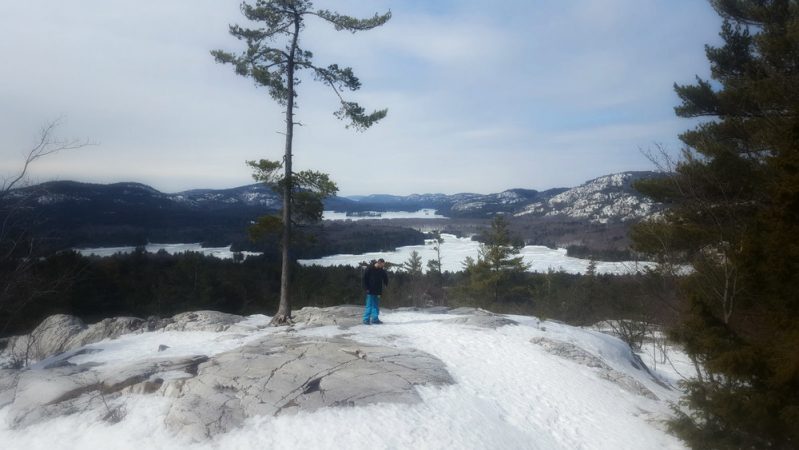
[371,319,383,325]
[362,320,371,325]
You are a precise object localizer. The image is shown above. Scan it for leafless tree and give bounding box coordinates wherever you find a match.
[0,119,93,336]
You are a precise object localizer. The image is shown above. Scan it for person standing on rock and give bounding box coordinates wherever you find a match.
[362,258,389,324]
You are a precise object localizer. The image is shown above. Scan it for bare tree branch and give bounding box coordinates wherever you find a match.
[2,118,95,196]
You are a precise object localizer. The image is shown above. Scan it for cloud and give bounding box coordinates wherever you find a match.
[0,0,723,195]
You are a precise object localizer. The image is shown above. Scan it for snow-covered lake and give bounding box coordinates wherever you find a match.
[323,209,447,221]
[299,233,655,275]
[75,235,655,276]
[0,310,688,449]
[75,243,260,259]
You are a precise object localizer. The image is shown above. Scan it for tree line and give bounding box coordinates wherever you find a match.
[0,245,679,340]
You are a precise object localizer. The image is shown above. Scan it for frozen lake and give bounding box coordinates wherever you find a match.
[322,209,447,221]
[75,243,260,260]
[75,236,654,275]
[299,234,654,275]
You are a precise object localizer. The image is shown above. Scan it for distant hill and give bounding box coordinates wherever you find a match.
[1,181,271,249]
[512,171,662,223]
[343,171,662,223]
[1,171,664,251]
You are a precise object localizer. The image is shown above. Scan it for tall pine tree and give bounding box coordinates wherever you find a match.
[212,1,390,324]
[632,1,799,447]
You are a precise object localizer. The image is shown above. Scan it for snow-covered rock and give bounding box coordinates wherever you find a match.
[7,355,208,429]
[445,308,518,328]
[164,334,453,440]
[3,315,87,364]
[163,311,245,333]
[291,305,364,328]
[531,337,658,400]
[66,317,146,350]
[1,311,245,365]
[0,308,689,449]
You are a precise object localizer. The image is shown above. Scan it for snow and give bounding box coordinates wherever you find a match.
[514,172,657,223]
[0,310,687,449]
[74,243,260,260]
[299,233,655,275]
[74,235,654,275]
[323,209,447,221]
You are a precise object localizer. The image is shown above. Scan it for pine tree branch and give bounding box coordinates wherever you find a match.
[308,10,391,33]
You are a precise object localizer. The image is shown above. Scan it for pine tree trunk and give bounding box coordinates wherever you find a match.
[271,15,300,326]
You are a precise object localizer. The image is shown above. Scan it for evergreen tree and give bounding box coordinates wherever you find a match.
[212,1,390,324]
[402,250,423,276]
[246,159,338,245]
[461,216,530,305]
[632,2,799,447]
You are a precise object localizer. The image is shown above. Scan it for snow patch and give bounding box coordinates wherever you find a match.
[323,209,447,221]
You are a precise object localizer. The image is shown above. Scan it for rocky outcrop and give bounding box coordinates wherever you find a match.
[530,337,658,400]
[445,309,518,329]
[0,310,454,440]
[163,311,244,332]
[0,311,247,365]
[164,334,453,440]
[0,306,517,370]
[66,317,146,349]
[291,305,364,328]
[3,315,88,364]
[6,355,208,429]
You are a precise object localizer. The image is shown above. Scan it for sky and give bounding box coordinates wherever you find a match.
[0,0,723,196]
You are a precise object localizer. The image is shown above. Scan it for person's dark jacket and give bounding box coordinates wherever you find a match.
[363,265,389,295]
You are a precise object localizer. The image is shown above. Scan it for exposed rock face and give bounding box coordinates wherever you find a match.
[530,337,658,400]
[6,355,208,429]
[445,309,518,329]
[0,312,245,365]
[0,309,454,440]
[3,315,87,364]
[291,305,364,328]
[66,317,146,350]
[163,311,244,332]
[164,334,453,440]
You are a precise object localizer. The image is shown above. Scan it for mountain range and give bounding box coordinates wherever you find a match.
[1,171,663,253]
[6,170,661,222]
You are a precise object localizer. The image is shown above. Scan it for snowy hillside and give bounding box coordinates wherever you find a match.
[515,172,659,223]
[342,172,660,222]
[0,308,688,449]
[170,184,281,208]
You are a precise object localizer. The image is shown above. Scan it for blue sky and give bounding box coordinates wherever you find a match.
[0,0,723,195]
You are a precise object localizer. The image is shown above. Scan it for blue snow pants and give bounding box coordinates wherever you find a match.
[363,294,380,323]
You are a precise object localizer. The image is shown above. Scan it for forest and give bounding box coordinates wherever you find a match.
[0,247,678,346]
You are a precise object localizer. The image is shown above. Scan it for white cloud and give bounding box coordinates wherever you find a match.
[0,0,722,195]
